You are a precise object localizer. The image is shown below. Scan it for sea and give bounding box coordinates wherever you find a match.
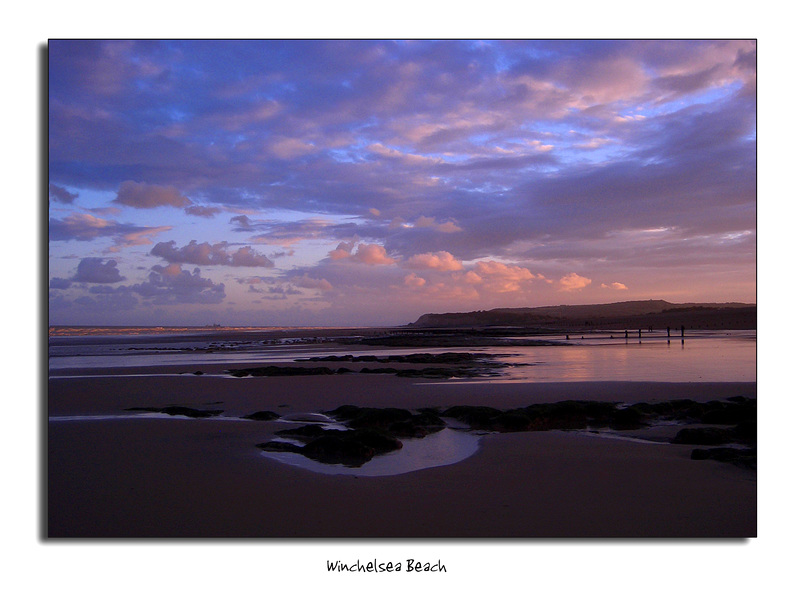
[48,326,756,383]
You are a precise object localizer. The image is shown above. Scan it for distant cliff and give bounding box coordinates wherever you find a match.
[410,300,756,330]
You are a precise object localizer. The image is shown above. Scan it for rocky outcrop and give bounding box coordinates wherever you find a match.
[242,410,280,421]
[227,366,336,377]
[259,426,403,467]
[256,396,757,469]
[691,447,756,470]
[126,405,224,418]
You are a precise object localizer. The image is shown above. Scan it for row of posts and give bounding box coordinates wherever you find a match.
[567,325,686,343]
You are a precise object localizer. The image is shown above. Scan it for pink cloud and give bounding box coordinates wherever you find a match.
[106,226,172,252]
[328,240,356,261]
[403,273,426,288]
[475,261,535,281]
[472,261,539,294]
[559,272,592,291]
[602,282,628,290]
[413,215,463,233]
[405,251,463,272]
[293,275,333,291]
[353,243,396,265]
[330,242,396,265]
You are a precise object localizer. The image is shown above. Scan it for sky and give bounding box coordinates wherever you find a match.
[48,39,756,327]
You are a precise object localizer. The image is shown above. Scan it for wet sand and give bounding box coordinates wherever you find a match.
[47,368,756,538]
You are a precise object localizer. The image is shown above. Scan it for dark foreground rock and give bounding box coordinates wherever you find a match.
[126,405,224,418]
[242,410,280,421]
[327,405,447,438]
[672,427,737,445]
[302,352,491,364]
[691,447,756,470]
[259,426,404,467]
[256,396,757,468]
[227,366,336,377]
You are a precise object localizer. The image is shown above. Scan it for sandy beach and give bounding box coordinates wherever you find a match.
[48,366,756,538]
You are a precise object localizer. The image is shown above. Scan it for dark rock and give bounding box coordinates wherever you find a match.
[242,410,280,421]
[227,366,336,377]
[492,411,534,432]
[672,427,736,445]
[347,428,403,454]
[385,420,430,438]
[301,435,376,467]
[691,447,756,470]
[524,402,588,431]
[442,406,502,430]
[700,400,755,425]
[257,441,304,454]
[609,407,646,430]
[325,405,362,420]
[733,420,757,444]
[126,406,224,418]
[726,395,755,404]
[275,424,327,439]
[413,410,447,428]
[343,407,414,430]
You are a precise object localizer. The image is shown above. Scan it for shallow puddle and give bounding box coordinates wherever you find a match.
[260,427,481,477]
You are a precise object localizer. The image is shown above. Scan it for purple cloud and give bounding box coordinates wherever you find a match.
[150,240,274,268]
[49,213,171,250]
[49,183,78,204]
[130,264,226,305]
[73,258,126,284]
[113,181,191,209]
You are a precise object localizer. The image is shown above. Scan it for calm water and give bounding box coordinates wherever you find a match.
[48,328,755,383]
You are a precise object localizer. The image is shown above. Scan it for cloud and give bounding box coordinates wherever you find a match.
[292,275,333,291]
[49,183,78,204]
[328,240,356,260]
[412,216,463,233]
[353,243,396,265]
[405,251,463,272]
[269,137,316,159]
[49,213,171,250]
[329,242,396,265]
[403,273,426,288]
[559,272,592,291]
[184,205,221,217]
[106,226,173,252]
[230,246,275,268]
[602,282,628,290]
[130,265,226,304]
[471,260,539,293]
[49,213,119,241]
[150,240,274,268]
[73,258,126,283]
[246,219,337,245]
[49,277,73,289]
[113,181,191,209]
